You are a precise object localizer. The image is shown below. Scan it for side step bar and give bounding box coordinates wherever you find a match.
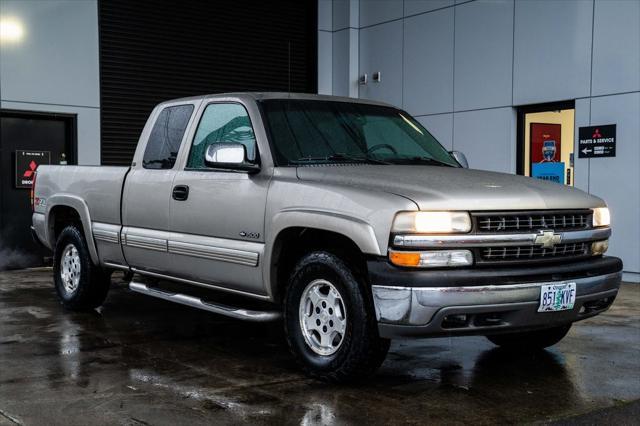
[129,282,281,322]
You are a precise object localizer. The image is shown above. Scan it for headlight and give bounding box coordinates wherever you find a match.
[592,207,610,227]
[392,211,471,233]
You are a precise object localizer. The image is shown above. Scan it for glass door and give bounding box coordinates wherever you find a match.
[518,103,575,186]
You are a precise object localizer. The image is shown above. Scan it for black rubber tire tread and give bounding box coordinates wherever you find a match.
[53,225,111,311]
[284,251,390,383]
[486,324,572,350]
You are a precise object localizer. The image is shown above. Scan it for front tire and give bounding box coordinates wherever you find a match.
[284,251,389,382]
[486,324,572,350]
[53,225,111,310]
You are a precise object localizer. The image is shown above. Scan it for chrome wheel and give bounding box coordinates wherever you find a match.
[299,279,347,356]
[60,243,81,294]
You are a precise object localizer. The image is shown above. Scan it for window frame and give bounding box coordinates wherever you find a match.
[184,101,261,173]
[141,103,195,170]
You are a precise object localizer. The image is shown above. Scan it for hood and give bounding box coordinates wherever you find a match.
[295,165,604,211]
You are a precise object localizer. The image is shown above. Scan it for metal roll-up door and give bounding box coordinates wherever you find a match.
[98,0,317,165]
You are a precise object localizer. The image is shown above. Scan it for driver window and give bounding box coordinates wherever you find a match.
[187,103,257,169]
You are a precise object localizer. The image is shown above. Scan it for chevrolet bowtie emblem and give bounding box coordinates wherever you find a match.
[534,230,562,248]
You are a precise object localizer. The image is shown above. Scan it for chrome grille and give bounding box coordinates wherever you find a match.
[480,242,590,262]
[474,211,591,233]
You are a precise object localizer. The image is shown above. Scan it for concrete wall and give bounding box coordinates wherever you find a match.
[0,0,100,165]
[319,0,640,280]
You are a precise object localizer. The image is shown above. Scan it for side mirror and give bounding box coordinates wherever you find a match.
[204,143,259,173]
[450,151,469,168]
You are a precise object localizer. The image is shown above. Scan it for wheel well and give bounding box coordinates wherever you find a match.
[271,227,368,303]
[49,205,83,244]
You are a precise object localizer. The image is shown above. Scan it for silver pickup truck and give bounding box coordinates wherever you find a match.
[31,93,622,382]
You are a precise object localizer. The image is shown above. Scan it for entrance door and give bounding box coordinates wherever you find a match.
[0,110,76,269]
[517,102,575,186]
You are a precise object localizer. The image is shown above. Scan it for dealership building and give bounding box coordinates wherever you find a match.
[1,0,638,281]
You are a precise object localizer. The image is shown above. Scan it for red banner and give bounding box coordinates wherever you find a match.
[531,123,561,164]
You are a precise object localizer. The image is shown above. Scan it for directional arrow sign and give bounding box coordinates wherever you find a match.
[578,125,616,158]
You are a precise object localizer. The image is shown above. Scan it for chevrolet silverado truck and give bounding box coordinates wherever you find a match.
[31,93,622,382]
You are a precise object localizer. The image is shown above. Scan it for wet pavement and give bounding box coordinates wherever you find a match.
[0,268,638,425]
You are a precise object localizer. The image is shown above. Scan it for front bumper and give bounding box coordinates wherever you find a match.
[370,256,623,338]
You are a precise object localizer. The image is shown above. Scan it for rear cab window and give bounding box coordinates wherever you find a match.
[143,104,194,169]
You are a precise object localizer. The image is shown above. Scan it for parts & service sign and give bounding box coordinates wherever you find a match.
[578,125,616,158]
[15,150,50,189]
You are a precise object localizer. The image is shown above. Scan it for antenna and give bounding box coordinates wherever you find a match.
[288,41,291,98]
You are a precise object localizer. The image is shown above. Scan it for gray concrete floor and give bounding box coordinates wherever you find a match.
[0,268,638,425]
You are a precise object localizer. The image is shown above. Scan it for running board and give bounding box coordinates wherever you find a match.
[129,281,281,322]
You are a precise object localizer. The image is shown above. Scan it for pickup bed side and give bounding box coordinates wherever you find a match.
[32,165,129,265]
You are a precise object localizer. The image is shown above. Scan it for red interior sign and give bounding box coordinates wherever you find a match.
[531,123,561,164]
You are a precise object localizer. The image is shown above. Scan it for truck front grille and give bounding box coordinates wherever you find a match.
[479,242,590,263]
[474,210,591,233]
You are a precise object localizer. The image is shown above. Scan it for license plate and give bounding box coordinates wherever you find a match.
[538,282,576,312]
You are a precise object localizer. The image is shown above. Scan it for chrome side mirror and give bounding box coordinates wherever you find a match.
[205,143,246,164]
[204,143,259,173]
[450,151,469,168]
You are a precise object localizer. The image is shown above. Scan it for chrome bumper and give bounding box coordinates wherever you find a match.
[373,271,622,338]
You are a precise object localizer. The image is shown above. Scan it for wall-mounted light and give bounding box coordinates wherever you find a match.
[372,71,382,83]
[0,17,25,43]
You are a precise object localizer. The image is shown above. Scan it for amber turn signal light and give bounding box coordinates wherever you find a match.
[389,251,422,267]
[389,249,473,268]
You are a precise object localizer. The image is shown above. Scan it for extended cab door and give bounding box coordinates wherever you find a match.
[121,102,197,274]
[167,101,270,296]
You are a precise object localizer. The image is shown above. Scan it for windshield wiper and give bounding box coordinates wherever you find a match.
[387,156,456,167]
[291,153,391,165]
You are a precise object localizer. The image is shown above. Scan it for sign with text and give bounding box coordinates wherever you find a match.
[15,150,50,189]
[578,124,616,158]
[532,162,565,185]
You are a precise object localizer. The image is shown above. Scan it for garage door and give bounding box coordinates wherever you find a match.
[99,0,318,165]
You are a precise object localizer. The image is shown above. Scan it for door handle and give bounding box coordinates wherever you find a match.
[172,185,189,201]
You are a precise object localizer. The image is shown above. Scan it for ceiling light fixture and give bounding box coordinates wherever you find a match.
[0,17,25,43]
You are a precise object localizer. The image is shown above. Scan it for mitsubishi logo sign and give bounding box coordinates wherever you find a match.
[23,160,37,178]
[15,150,51,189]
[534,230,562,248]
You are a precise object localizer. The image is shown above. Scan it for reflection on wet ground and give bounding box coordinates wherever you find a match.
[0,268,638,425]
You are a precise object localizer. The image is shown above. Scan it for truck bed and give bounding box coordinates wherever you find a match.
[35,166,129,224]
[32,165,129,255]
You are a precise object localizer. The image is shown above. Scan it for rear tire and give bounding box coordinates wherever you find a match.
[284,251,389,383]
[486,324,572,350]
[53,225,111,310]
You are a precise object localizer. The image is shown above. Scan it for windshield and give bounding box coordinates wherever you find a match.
[260,99,459,167]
